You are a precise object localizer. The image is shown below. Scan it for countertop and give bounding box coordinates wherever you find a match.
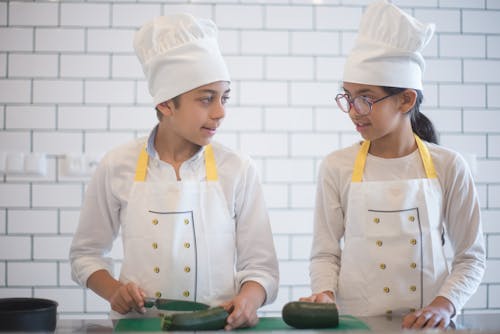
[55,313,500,333]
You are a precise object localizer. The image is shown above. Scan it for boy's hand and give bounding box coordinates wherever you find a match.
[109,282,147,315]
[222,281,265,330]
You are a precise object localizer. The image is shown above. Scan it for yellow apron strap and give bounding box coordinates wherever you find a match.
[351,140,370,183]
[134,146,149,182]
[134,144,218,182]
[204,144,218,181]
[351,135,437,182]
[414,134,438,179]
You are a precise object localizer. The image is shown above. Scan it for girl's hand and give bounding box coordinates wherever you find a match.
[109,282,147,315]
[299,291,335,303]
[401,296,455,329]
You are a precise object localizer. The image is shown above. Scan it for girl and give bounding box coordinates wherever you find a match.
[302,0,485,330]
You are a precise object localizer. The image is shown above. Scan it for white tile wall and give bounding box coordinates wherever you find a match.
[8,210,58,234]
[266,6,312,30]
[0,28,33,52]
[0,184,30,207]
[9,2,58,26]
[60,3,110,27]
[109,107,157,130]
[222,107,263,131]
[33,132,83,155]
[60,55,110,79]
[8,263,58,286]
[6,106,56,130]
[111,4,162,27]
[487,36,500,58]
[33,80,83,104]
[58,106,108,130]
[9,54,58,78]
[439,35,485,58]
[216,5,263,29]
[463,11,500,33]
[489,136,500,159]
[0,3,6,26]
[35,29,85,52]
[0,79,31,103]
[86,29,135,53]
[1,0,499,317]
[0,236,31,260]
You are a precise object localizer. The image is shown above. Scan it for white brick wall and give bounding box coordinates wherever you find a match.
[1,0,499,317]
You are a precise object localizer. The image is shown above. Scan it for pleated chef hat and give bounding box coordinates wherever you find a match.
[343,0,435,90]
[133,14,230,106]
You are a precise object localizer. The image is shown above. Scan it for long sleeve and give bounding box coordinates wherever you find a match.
[233,157,279,305]
[309,155,347,295]
[69,152,122,287]
[436,150,486,312]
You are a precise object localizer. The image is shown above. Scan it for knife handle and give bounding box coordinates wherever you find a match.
[143,297,156,308]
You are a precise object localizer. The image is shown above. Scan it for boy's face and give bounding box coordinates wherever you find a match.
[157,81,230,147]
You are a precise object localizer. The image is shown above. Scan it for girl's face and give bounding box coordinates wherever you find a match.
[341,82,407,142]
[158,81,231,147]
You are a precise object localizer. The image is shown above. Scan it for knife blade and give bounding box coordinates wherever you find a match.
[144,297,210,311]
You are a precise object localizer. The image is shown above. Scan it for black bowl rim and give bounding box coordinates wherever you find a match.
[0,298,58,314]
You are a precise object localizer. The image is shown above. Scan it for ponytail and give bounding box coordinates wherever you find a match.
[382,86,438,144]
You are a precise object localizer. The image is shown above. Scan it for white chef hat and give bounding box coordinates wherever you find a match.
[133,14,230,106]
[343,0,435,90]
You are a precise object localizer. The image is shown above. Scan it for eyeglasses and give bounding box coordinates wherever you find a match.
[335,92,399,115]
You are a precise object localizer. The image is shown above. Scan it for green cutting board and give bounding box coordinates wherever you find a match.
[115,315,369,331]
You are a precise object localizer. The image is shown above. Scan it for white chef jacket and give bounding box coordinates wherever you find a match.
[70,125,279,305]
[310,140,485,313]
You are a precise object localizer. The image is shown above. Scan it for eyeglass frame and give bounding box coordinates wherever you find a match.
[335,92,400,115]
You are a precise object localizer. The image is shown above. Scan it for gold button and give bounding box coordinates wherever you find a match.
[380,263,386,270]
[410,238,417,245]
[376,240,383,247]
[184,219,189,225]
[152,219,158,225]
[154,267,160,273]
[408,216,415,222]
[383,287,390,293]
[155,291,162,298]
[410,262,417,269]
[184,266,191,273]
[373,217,380,224]
[410,285,417,292]
[183,290,190,297]
[152,242,158,249]
[184,242,190,248]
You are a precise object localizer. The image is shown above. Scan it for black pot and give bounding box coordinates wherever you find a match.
[0,298,58,332]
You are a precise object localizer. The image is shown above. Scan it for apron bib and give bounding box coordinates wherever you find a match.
[114,144,236,318]
[338,135,449,316]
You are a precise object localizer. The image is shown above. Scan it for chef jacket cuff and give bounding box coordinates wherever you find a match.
[238,273,279,306]
[437,291,460,316]
[71,257,114,287]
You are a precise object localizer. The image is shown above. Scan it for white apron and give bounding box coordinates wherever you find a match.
[113,144,236,318]
[338,135,449,316]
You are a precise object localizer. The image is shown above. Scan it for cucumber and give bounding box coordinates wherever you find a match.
[161,306,228,331]
[282,301,339,329]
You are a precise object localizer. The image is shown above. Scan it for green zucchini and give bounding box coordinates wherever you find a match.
[161,306,228,331]
[282,301,339,329]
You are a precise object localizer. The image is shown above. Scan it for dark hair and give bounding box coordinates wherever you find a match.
[155,95,181,121]
[381,86,438,144]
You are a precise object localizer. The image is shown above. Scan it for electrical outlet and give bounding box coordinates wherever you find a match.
[24,153,47,176]
[6,152,24,174]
